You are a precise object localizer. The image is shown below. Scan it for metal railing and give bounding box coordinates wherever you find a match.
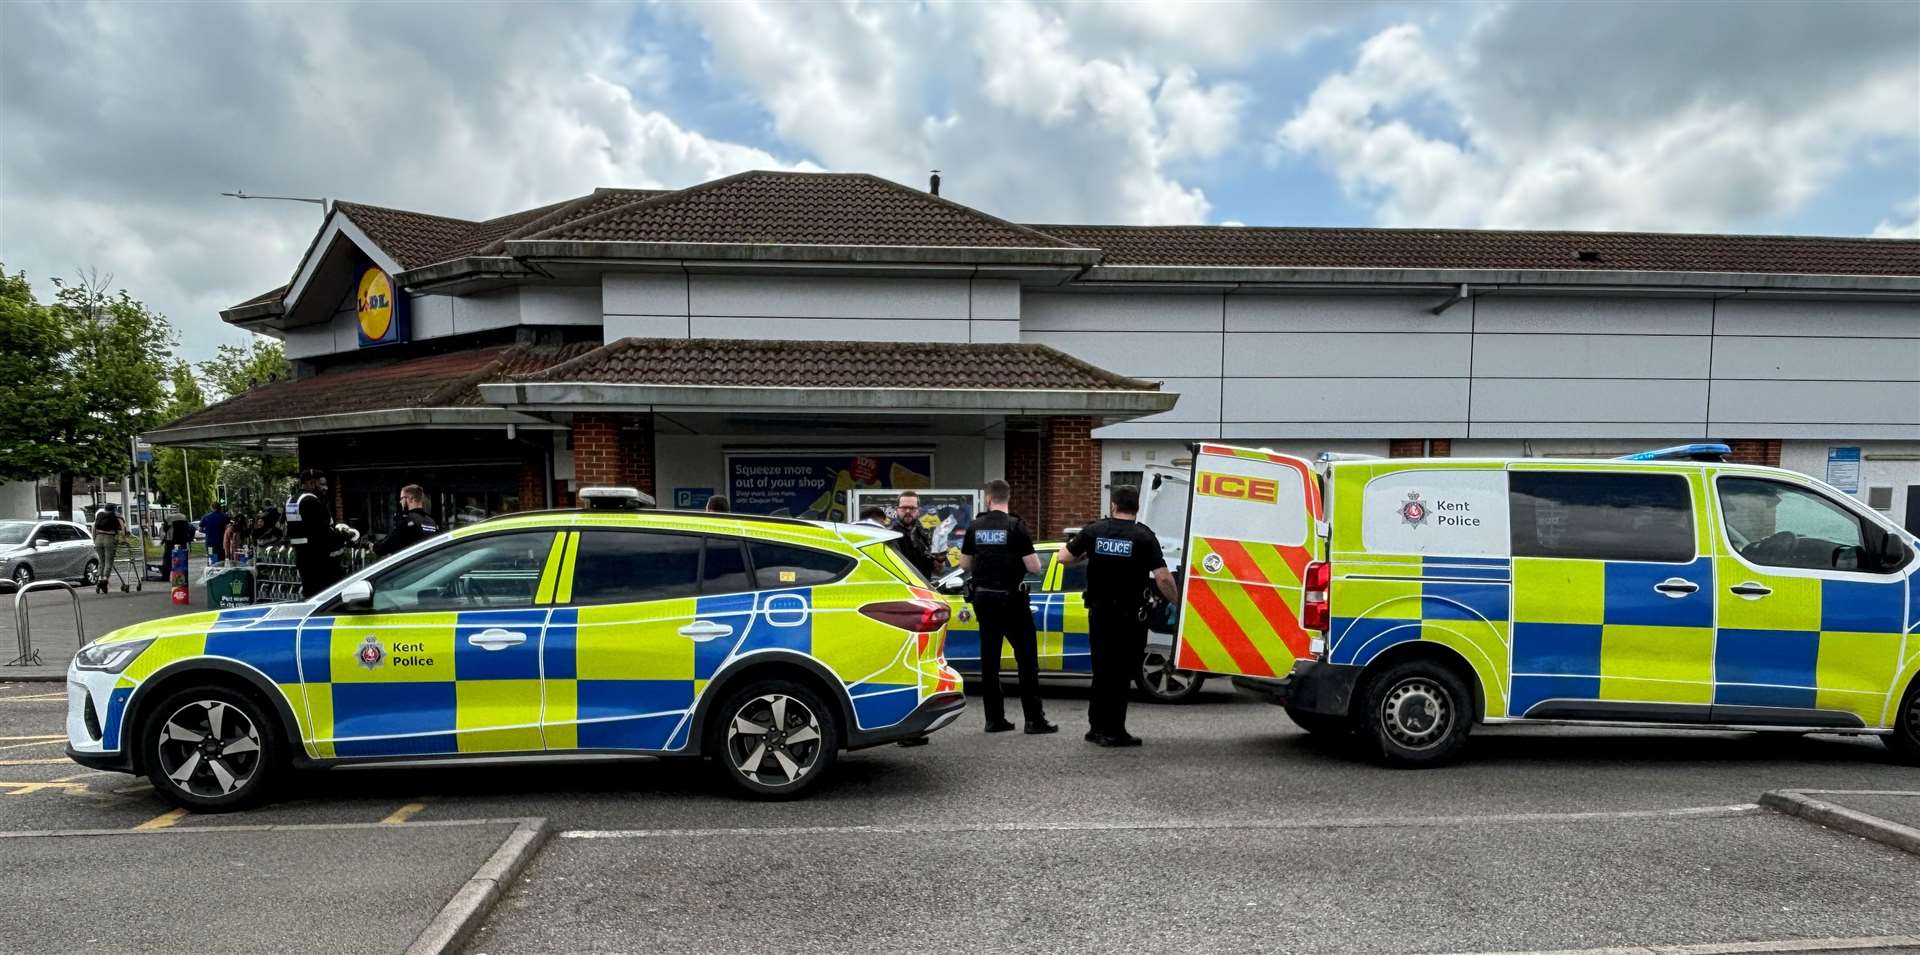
[7,580,84,667]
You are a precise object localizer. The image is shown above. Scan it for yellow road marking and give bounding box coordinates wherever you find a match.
[0,739,62,751]
[134,808,189,830]
[0,693,67,703]
[0,758,69,766]
[56,770,106,782]
[381,801,428,825]
[0,780,90,795]
[0,735,65,741]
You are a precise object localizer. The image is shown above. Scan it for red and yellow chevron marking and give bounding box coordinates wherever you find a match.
[1176,536,1313,676]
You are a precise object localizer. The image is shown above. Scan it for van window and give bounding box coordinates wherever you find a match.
[1509,472,1693,563]
[1719,477,1872,572]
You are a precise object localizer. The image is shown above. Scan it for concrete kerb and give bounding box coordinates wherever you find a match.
[1760,789,1920,856]
[405,816,551,955]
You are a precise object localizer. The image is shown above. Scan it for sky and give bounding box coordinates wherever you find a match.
[1,0,1916,360]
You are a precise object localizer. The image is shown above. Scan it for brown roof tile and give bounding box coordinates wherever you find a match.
[471,188,671,256]
[158,342,597,430]
[331,201,480,270]
[516,337,1157,391]
[532,171,1079,249]
[1030,224,1920,276]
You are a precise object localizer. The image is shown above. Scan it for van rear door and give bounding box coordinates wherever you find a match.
[1173,444,1324,678]
[1137,463,1192,570]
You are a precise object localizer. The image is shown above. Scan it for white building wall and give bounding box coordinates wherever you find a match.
[1780,440,1920,533]
[603,274,1020,345]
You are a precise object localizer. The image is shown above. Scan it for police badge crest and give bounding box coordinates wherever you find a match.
[1398,491,1429,528]
[357,635,385,670]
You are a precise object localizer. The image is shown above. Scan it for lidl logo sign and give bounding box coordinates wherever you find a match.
[1196,472,1279,504]
[356,267,407,346]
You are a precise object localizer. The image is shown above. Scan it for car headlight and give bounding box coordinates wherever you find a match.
[74,638,154,673]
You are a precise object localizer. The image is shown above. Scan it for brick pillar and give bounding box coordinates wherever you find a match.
[332,473,345,522]
[571,413,656,496]
[1721,439,1782,467]
[1388,439,1425,458]
[515,454,547,511]
[1041,416,1100,538]
[1005,430,1041,527]
[1429,439,1452,457]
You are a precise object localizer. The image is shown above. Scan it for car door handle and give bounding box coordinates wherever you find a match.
[1729,581,1773,599]
[1652,577,1699,597]
[467,628,527,650]
[678,620,735,642]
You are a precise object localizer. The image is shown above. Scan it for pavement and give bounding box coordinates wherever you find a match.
[1,671,1918,954]
[1,555,214,674]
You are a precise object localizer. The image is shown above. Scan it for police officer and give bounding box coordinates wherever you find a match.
[960,480,1057,735]
[373,484,440,558]
[287,469,357,597]
[888,491,937,578]
[1058,484,1177,747]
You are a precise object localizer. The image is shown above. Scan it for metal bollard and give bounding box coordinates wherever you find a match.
[8,580,84,668]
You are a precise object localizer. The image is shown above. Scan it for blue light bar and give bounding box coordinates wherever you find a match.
[1616,443,1731,462]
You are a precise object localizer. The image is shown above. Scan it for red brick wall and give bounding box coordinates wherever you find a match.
[1389,439,1452,458]
[1041,416,1100,538]
[1722,439,1782,467]
[1429,439,1452,457]
[515,456,547,511]
[572,413,657,497]
[1005,430,1041,527]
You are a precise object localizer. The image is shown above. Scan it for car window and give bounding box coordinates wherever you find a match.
[702,537,754,595]
[569,531,703,605]
[1719,477,1871,572]
[365,531,555,613]
[749,541,854,588]
[1056,556,1087,593]
[1509,471,1694,563]
[42,524,81,543]
[0,522,30,546]
[867,540,930,587]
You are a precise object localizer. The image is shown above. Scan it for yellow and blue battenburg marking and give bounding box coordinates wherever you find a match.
[1714,573,1907,723]
[1329,555,1514,717]
[941,591,1091,675]
[1507,555,1717,716]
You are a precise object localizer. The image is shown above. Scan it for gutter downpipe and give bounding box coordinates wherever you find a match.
[1430,283,1472,316]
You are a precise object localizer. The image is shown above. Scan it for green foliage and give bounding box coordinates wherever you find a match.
[0,264,176,484]
[151,361,218,512]
[199,338,289,402]
[217,453,298,516]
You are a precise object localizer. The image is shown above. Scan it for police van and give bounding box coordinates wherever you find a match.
[1151,443,1920,766]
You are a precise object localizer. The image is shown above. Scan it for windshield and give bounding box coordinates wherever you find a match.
[0,522,32,546]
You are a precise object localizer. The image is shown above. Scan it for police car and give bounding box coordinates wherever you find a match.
[936,540,1206,703]
[64,490,963,810]
[1148,443,1920,766]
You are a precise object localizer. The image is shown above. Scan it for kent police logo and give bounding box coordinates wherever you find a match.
[1398,491,1430,529]
[357,635,385,670]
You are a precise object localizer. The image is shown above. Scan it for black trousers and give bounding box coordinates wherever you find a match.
[1087,603,1148,736]
[296,553,342,599]
[972,594,1045,724]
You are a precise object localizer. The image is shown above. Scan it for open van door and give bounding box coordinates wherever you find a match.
[1137,463,1192,571]
[1172,444,1324,679]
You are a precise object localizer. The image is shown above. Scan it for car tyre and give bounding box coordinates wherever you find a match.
[1882,678,1920,765]
[1358,660,1472,768]
[1285,705,1353,735]
[81,559,99,586]
[1136,650,1205,703]
[10,564,31,586]
[142,685,282,812]
[709,679,839,800]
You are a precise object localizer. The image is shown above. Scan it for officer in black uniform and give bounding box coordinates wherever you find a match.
[374,484,440,558]
[960,479,1057,735]
[1058,484,1177,747]
[287,469,355,597]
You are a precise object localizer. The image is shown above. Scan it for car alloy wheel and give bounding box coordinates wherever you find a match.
[10,565,30,586]
[726,693,825,789]
[1137,651,1202,702]
[82,560,99,586]
[154,699,264,799]
[1379,677,1451,751]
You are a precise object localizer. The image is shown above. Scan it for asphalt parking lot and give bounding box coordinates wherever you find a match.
[2,676,1918,955]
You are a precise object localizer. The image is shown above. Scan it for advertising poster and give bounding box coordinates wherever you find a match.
[726,451,933,521]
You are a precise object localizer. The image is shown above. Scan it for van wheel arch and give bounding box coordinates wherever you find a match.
[689,655,853,757]
[123,662,300,775]
[1355,642,1486,724]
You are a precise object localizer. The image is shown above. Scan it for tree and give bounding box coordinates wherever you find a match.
[199,338,289,402]
[151,361,218,515]
[0,267,80,481]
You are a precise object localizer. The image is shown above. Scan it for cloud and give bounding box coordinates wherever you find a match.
[0,1,806,359]
[1274,2,1920,231]
[1873,195,1920,238]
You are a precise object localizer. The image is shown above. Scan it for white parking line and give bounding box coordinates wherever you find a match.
[1430,935,1920,955]
[560,803,1763,840]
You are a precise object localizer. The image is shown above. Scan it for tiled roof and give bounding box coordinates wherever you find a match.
[1030,224,1920,276]
[515,337,1158,391]
[471,188,671,256]
[331,201,481,270]
[156,342,597,431]
[531,171,1079,249]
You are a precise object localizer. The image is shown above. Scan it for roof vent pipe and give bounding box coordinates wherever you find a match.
[929,170,941,196]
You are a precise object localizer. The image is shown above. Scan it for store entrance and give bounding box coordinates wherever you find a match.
[338,465,523,542]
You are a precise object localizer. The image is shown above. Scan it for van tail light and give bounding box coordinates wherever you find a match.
[860,599,951,633]
[1301,560,1331,634]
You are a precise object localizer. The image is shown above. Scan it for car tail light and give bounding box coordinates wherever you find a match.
[860,598,951,633]
[1301,560,1331,634]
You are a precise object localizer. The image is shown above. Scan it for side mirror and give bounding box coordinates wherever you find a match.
[31,538,49,550]
[336,579,373,611]
[1875,529,1909,571]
